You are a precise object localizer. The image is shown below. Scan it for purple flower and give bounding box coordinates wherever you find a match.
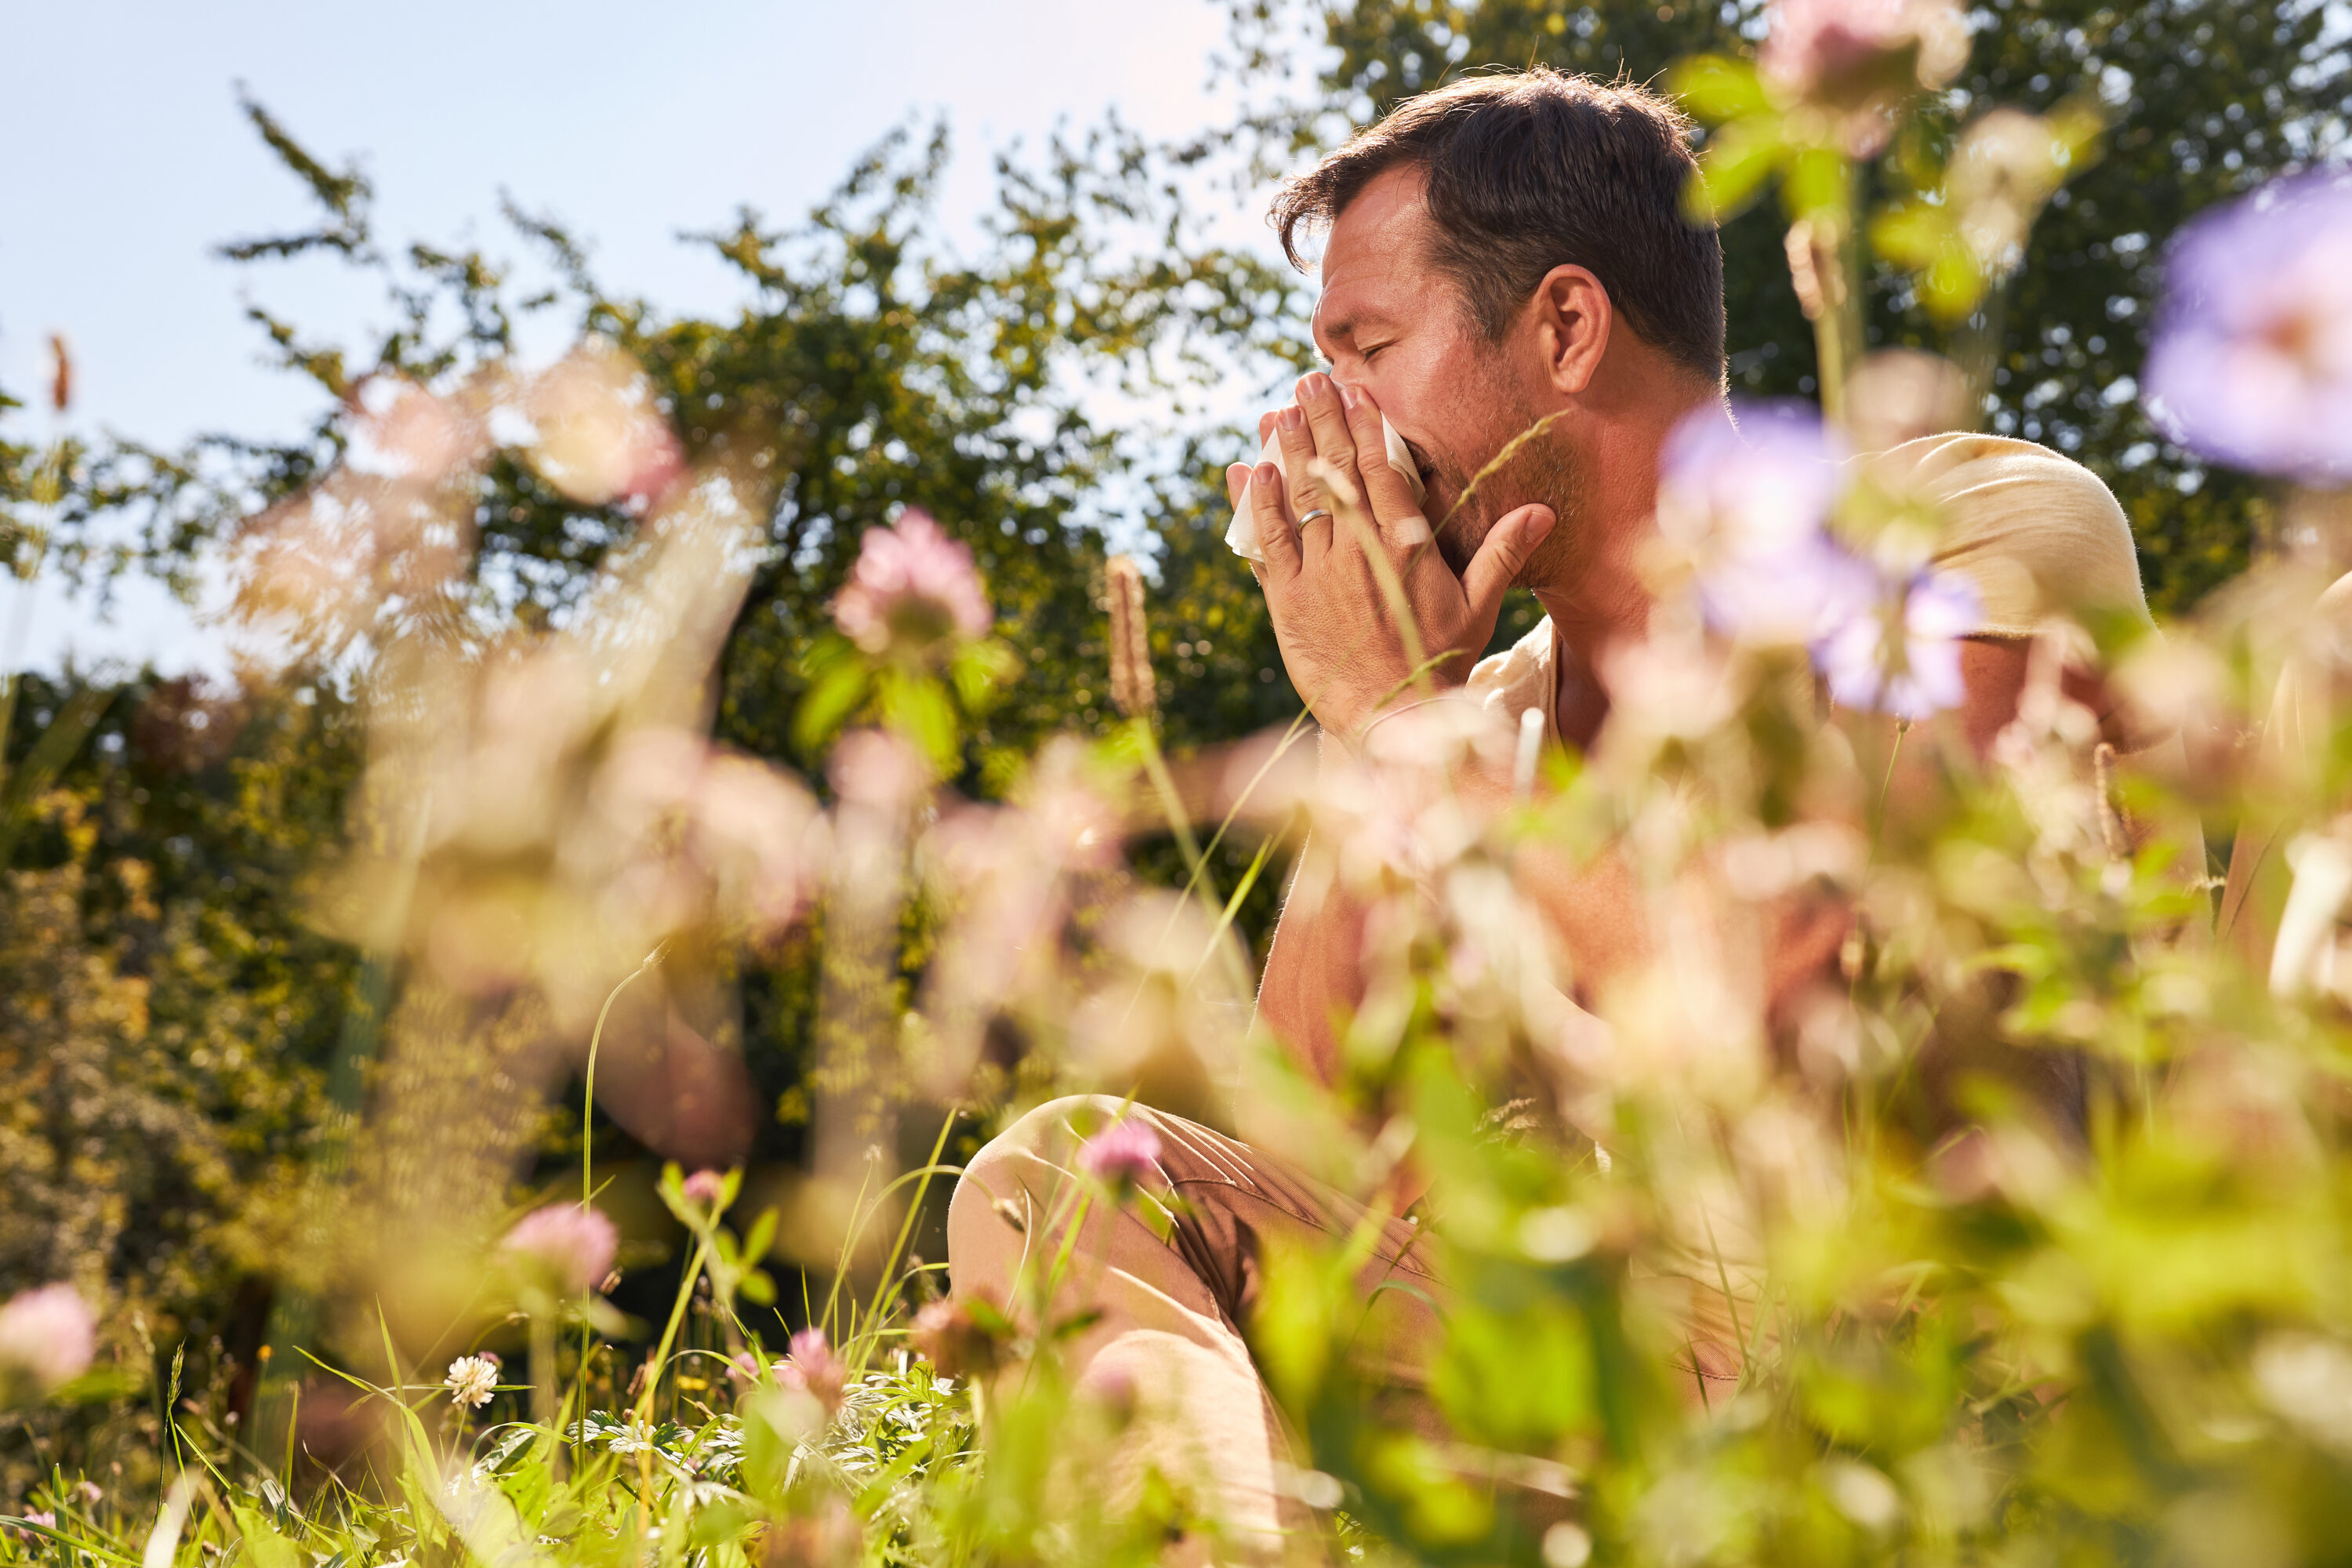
[1076,1117,1163,1189]
[500,1203,619,1296]
[1661,402,1870,646]
[2145,170,2352,481]
[0,1284,96,1398]
[681,1168,728,1207]
[1661,402,1846,555]
[833,509,993,659]
[1814,568,1980,720]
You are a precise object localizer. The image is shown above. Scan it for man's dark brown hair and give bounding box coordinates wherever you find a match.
[1272,68,1726,381]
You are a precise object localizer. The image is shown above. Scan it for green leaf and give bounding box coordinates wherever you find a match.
[1869,203,1954,268]
[1669,54,1770,122]
[1686,118,1786,224]
[881,672,959,769]
[794,653,873,753]
[949,638,1018,706]
[1780,146,1853,223]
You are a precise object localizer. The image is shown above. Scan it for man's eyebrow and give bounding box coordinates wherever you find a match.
[1309,313,1358,368]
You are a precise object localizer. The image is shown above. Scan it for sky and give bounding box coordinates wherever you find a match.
[1,0,1308,677]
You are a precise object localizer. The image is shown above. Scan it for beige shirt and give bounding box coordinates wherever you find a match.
[1465,433,2155,742]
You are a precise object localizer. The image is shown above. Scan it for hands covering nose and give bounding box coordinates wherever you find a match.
[1226,373,1556,745]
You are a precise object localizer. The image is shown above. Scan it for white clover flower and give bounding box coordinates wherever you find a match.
[444,1354,500,1410]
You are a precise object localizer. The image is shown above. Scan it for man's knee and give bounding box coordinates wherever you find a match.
[946,1094,1126,1286]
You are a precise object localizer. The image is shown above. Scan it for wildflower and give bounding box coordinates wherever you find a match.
[1843,350,1969,454]
[752,1501,862,1568]
[0,1284,97,1399]
[1660,401,1871,648]
[1813,568,1980,720]
[74,1482,100,1505]
[500,1204,619,1296]
[445,1355,500,1410]
[2143,169,2352,481]
[19,1512,56,1538]
[524,338,684,507]
[1076,1116,1164,1190]
[829,727,930,808]
[774,1328,848,1413]
[681,1168,728,1207]
[1760,0,1969,155]
[1105,555,1156,717]
[832,509,993,659]
[1660,401,1846,558]
[346,377,481,482]
[1944,108,2082,275]
[2253,1333,2352,1454]
[909,1294,1007,1381]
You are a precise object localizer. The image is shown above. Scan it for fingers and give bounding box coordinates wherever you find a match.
[1250,459,1303,579]
[1226,463,1251,508]
[1294,374,1366,522]
[1257,409,1279,447]
[1279,408,1336,554]
[1338,382,1431,546]
[1460,503,1557,633]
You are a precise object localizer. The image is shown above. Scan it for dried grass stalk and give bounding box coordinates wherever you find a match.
[1106,555,1156,717]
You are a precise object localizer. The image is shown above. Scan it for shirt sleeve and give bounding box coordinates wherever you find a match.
[1465,619,1559,738]
[1875,434,2154,637]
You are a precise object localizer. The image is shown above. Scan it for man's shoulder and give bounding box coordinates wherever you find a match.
[1872,431,2123,513]
[1870,431,2151,634]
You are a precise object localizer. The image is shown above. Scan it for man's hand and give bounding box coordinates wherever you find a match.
[1227,374,1555,742]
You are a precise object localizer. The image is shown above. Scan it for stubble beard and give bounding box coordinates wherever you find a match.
[1428,397,1586,588]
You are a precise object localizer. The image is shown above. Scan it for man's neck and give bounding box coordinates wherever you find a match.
[1526,379,1716,750]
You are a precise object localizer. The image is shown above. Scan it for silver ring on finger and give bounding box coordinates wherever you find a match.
[1297,506,1333,528]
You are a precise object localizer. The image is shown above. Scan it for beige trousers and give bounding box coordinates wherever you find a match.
[946,1096,1759,1562]
[946,1096,1439,1559]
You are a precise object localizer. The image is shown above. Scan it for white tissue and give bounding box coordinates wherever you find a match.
[1225,414,1428,563]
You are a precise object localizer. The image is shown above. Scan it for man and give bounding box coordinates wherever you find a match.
[946,67,2160,1559]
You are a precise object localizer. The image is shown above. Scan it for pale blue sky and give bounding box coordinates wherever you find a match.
[2,0,1302,673]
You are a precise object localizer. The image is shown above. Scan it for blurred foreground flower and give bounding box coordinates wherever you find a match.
[1661,401,1870,647]
[1760,0,1968,154]
[1076,1116,1163,1189]
[523,337,685,508]
[2144,170,2352,481]
[236,375,490,655]
[0,1284,96,1402]
[444,1354,499,1410]
[1874,106,2102,323]
[910,1291,1010,1380]
[501,1203,619,1297]
[1816,568,1980,719]
[833,508,993,659]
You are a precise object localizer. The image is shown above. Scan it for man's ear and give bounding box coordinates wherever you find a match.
[1530,264,1612,397]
